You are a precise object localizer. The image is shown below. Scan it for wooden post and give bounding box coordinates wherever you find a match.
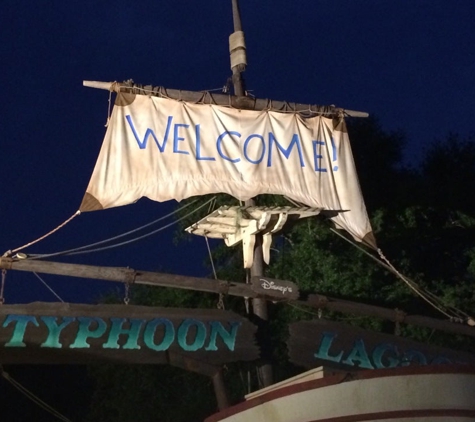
[212,369,231,410]
[249,236,274,387]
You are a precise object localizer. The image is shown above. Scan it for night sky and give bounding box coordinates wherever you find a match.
[1,1,474,303]
[1,1,475,420]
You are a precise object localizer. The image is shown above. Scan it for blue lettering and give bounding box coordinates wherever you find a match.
[314,332,343,363]
[267,133,305,168]
[195,124,215,161]
[312,140,327,172]
[70,317,107,349]
[143,318,174,351]
[40,316,75,348]
[372,343,400,369]
[125,115,173,151]
[243,134,266,164]
[205,321,241,351]
[400,349,428,366]
[173,123,190,155]
[342,339,374,369]
[177,318,206,352]
[3,315,39,347]
[331,137,338,171]
[103,318,145,350]
[217,131,241,163]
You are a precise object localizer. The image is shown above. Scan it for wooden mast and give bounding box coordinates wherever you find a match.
[229,0,274,388]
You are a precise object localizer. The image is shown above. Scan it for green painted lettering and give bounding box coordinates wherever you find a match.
[40,316,75,348]
[372,343,399,369]
[342,338,374,369]
[177,319,206,352]
[205,321,241,351]
[143,318,174,351]
[70,317,107,349]
[314,332,344,363]
[103,318,144,350]
[401,349,427,366]
[3,314,39,347]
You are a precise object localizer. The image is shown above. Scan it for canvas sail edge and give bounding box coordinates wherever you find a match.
[83,80,370,118]
[80,192,104,212]
[81,92,375,246]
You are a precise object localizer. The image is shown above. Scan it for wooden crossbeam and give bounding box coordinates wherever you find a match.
[1,257,474,338]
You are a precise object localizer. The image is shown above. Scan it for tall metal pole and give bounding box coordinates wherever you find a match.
[230,0,246,97]
[230,0,274,388]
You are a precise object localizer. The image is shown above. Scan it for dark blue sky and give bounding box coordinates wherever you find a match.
[1,0,474,304]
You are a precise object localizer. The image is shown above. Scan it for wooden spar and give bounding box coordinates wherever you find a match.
[0,257,474,339]
[82,80,369,118]
[299,295,475,339]
[0,257,256,299]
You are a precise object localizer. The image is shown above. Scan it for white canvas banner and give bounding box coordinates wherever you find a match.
[81,92,374,245]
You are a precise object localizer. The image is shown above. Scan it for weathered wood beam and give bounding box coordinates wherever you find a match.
[0,257,255,299]
[83,80,369,118]
[1,257,474,339]
[300,294,475,339]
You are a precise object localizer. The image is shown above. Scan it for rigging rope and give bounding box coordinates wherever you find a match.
[375,247,454,320]
[205,237,218,281]
[3,211,80,258]
[244,195,471,324]
[32,272,64,303]
[111,82,340,116]
[329,227,473,323]
[30,199,201,260]
[286,301,321,318]
[204,236,224,309]
[60,197,216,257]
[0,365,73,422]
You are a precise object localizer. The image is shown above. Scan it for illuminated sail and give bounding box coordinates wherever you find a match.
[81,92,375,246]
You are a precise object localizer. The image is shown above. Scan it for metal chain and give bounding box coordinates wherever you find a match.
[217,281,229,310]
[217,293,224,310]
[395,320,401,336]
[0,270,5,305]
[124,281,130,305]
[395,308,404,336]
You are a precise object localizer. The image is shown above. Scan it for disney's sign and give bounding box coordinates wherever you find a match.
[251,277,299,301]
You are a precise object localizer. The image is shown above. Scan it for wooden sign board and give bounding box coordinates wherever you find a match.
[250,276,299,301]
[288,319,475,371]
[0,302,258,369]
